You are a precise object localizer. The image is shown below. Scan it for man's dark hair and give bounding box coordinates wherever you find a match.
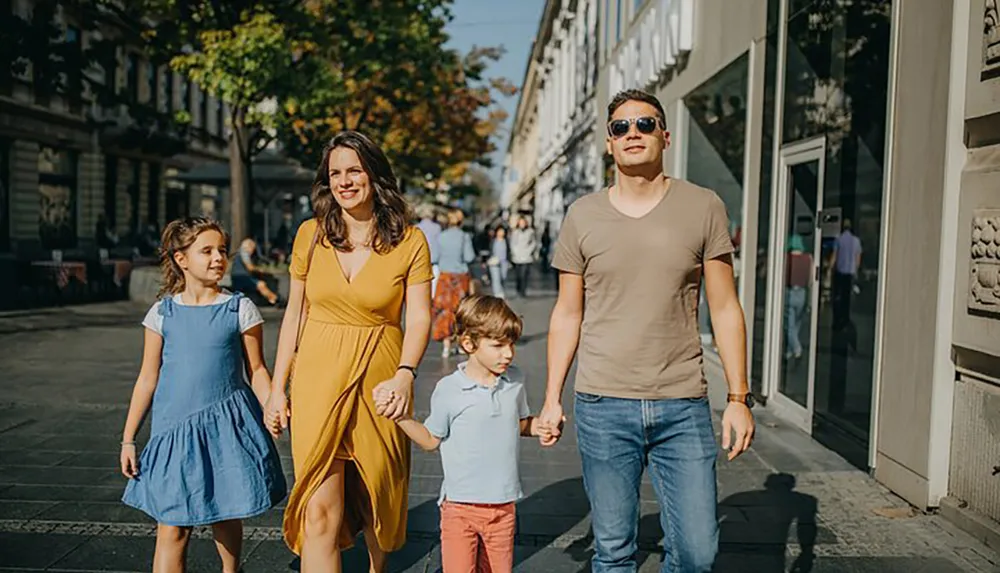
[607,89,666,125]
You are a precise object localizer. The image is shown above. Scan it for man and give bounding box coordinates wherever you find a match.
[538,89,755,572]
[230,237,280,306]
[416,205,443,295]
[830,218,862,334]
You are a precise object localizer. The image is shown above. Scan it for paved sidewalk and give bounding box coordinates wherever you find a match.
[0,291,998,571]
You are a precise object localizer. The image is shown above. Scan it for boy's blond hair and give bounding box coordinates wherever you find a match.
[455,295,523,350]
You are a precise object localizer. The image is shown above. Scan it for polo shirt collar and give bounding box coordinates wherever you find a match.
[457,362,509,391]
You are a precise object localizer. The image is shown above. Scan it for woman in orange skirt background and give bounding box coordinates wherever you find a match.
[432,209,475,357]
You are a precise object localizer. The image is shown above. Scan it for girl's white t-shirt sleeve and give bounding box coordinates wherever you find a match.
[238,298,265,333]
[141,301,164,335]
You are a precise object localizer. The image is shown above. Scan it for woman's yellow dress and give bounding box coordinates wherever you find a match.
[282,219,432,554]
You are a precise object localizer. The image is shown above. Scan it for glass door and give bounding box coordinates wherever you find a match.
[765,137,825,432]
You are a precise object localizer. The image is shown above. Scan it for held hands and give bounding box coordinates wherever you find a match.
[373,371,414,421]
[537,401,567,447]
[265,389,291,439]
[721,401,755,461]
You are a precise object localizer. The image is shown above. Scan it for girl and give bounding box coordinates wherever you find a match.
[120,217,286,573]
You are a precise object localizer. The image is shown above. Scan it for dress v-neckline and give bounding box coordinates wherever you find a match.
[333,248,373,286]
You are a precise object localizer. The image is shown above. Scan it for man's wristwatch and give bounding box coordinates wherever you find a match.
[727,392,755,408]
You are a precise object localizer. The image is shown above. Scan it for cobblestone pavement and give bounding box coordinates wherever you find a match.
[0,288,998,572]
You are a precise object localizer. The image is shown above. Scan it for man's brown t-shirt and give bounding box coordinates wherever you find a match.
[551,179,735,400]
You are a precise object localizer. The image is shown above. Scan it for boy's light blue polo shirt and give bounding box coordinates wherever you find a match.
[423,363,530,505]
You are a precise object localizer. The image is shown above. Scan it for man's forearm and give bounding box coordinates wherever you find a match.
[545,310,582,404]
[711,302,749,394]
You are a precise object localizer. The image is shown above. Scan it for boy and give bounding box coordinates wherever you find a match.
[375,294,552,572]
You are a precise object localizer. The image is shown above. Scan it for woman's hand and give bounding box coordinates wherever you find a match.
[265,389,290,438]
[373,371,414,422]
[120,444,139,479]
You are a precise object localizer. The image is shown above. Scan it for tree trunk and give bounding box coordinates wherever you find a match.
[228,107,250,243]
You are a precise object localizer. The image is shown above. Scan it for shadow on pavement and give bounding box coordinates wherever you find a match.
[713,472,818,573]
[514,477,590,567]
[555,473,818,573]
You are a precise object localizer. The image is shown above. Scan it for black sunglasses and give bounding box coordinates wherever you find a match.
[607,116,661,138]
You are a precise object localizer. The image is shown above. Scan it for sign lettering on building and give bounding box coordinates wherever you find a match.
[609,0,694,95]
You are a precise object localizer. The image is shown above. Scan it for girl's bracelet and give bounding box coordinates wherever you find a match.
[121,441,136,447]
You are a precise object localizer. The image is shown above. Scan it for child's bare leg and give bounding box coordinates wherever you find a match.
[211,519,243,573]
[153,524,192,573]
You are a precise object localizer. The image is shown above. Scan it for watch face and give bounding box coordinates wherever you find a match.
[745,394,756,408]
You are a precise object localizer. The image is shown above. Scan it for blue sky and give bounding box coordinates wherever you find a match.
[445,0,545,189]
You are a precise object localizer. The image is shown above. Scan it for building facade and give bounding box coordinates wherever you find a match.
[506,0,1000,548]
[0,1,228,269]
[503,0,602,252]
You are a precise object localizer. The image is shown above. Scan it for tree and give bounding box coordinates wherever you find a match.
[139,1,315,242]
[277,0,514,190]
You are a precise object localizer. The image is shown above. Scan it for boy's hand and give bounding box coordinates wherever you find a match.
[373,388,397,418]
[531,417,558,445]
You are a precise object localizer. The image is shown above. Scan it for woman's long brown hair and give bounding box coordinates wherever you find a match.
[310,130,410,254]
[158,217,229,297]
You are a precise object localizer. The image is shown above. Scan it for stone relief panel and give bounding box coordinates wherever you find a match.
[969,209,1000,314]
[986,0,1000,78]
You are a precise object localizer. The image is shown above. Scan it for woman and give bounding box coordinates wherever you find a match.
[488,226,509,299]
[431,209,475,357]
[509,216,537,298]
[266,131,433,573]
[784,234,812,362]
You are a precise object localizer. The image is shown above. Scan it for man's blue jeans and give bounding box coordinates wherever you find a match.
[575,392,719,572]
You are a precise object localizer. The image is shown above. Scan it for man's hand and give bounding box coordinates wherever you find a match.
[721,402,754,460]
[537,401,566,447]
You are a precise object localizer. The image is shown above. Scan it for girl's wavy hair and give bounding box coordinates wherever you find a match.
[311,130,410,254]
[158,217,229,297]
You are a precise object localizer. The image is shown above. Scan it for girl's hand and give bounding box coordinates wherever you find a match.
[120,444,139,479]
[373,372,413,422]
[265,389,290,438]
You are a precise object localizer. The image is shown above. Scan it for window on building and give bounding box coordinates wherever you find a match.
[64,26,82,111]
[158,66,172,113]
[38,147,78,249]
[0,141,9,251]
[126,52,139,103]
[103,155,118,230]
[101,44,119,102]
[148,163,160,226]
[684,54,750,343]
[128,160,141,234]
[198,86,208,134]
[216,98,225,136]
[180,77,190,112]
[603,0,611,56]
[615,0,622,42]
[145,60,155,105]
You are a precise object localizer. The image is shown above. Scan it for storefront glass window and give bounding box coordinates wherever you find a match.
[38,147,78,249]
[750,0,782,399]
[0,142,9,251]
[781,0,893,463]
[684,53,749,342]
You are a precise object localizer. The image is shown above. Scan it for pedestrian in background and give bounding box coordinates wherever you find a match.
[416,204,442,297]
[120,217,286,573]
[509,216,536,298]
[432,209,476,357]
[376,295,554,572]
[489,226,510,299]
